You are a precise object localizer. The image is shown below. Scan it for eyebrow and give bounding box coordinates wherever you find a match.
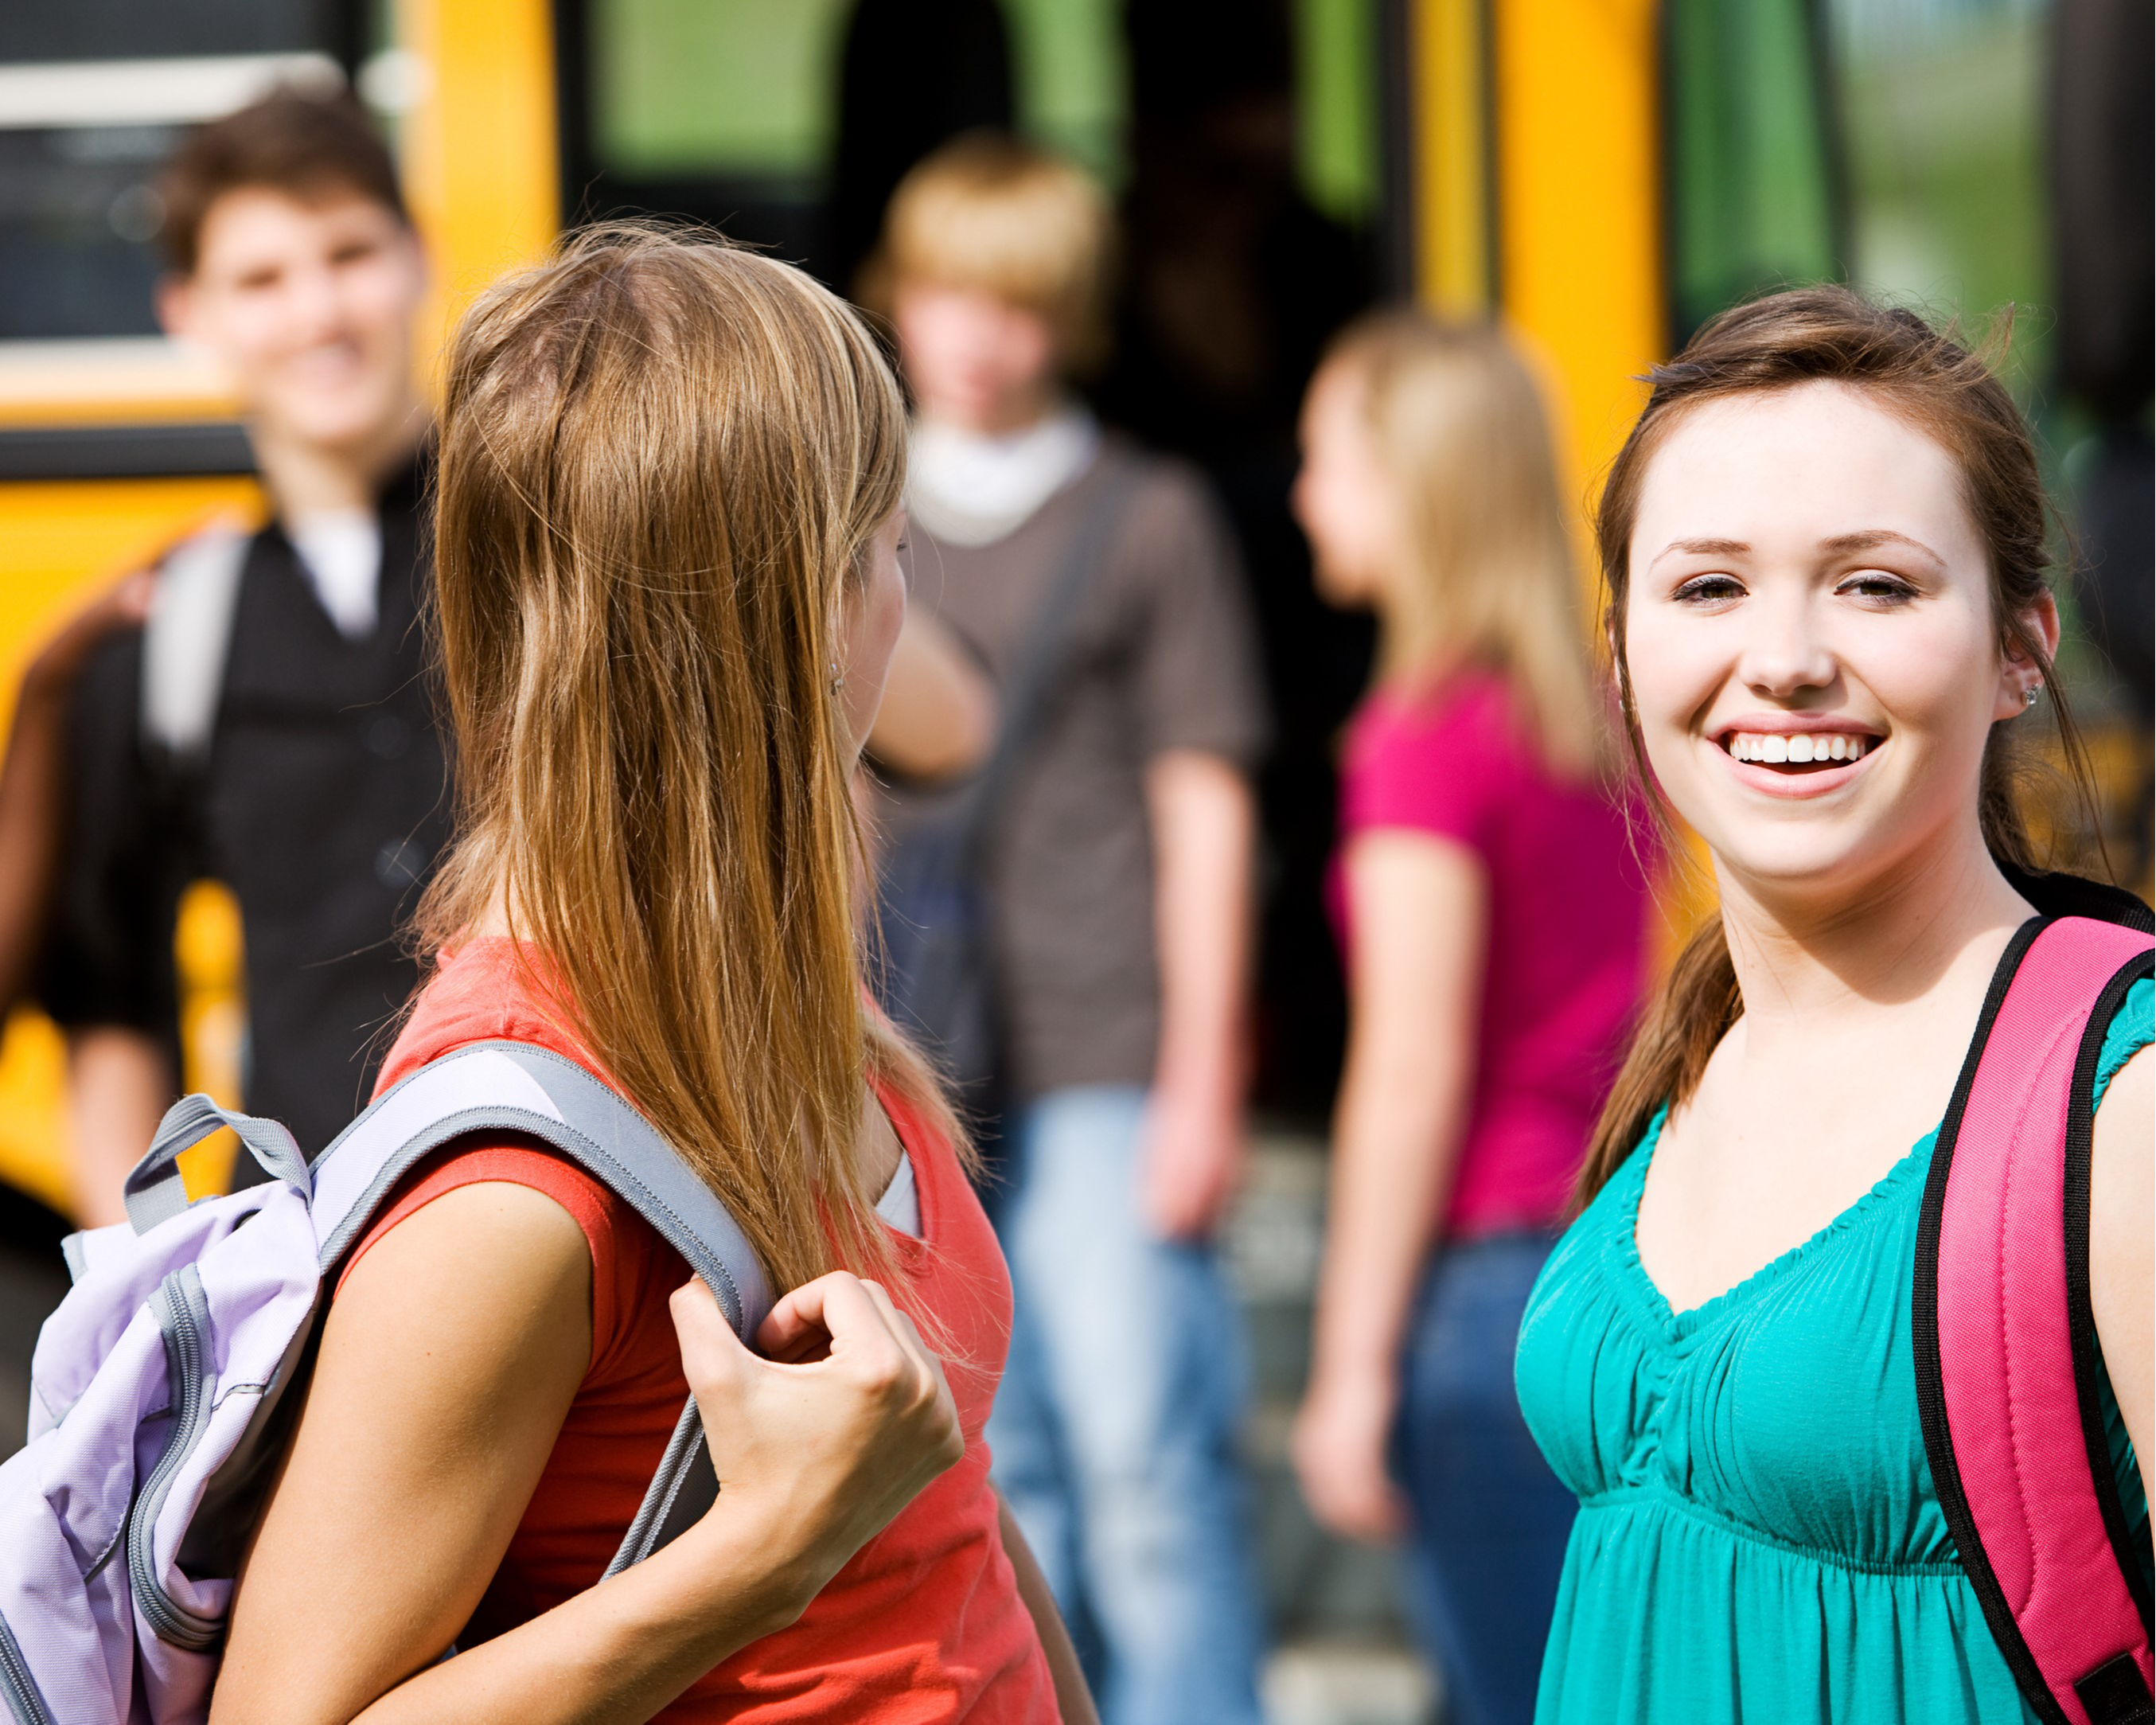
[1648,537,1749,567]
[1819,529,1947,566]
[1647,529,1949,570]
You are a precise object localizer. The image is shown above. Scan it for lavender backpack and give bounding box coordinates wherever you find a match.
[0,1040,770,1724]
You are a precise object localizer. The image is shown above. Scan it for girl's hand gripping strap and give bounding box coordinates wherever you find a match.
[1914,915,2156,1725]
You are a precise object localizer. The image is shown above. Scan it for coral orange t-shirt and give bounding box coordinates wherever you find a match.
[339,939,1057,1721]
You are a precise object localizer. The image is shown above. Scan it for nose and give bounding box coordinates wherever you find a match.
[1735,584,1838,698]
[286,259,345,341]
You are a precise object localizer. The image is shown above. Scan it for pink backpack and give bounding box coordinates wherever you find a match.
[1915,909,2155,1725]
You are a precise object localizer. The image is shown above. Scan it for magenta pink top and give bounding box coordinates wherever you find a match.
[1331,671,1653,1239]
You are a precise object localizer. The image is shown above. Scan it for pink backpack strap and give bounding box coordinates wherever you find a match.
[1914,914,2156,1725]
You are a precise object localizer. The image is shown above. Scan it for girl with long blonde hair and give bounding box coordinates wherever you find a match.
[1289,312,1652,1725]
[208,228,1091,1725]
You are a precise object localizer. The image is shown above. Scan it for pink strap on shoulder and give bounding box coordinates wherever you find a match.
[1920,915,2154,1725]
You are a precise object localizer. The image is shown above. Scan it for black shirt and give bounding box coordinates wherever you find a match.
[45,455,451,1157]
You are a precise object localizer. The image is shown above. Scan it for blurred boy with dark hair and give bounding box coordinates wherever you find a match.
[48,88,448,1219]
[871,135,1269,1725]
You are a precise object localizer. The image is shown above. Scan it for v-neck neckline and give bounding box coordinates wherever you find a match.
[1616,1105,1936,1341]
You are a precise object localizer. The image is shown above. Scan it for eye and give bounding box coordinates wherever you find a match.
[1672,572,1745,605]
[1835,571,1918,605]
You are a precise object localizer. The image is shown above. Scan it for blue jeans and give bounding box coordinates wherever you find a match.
[987,1084,1265,1725]
[1392,1233,1577,1725]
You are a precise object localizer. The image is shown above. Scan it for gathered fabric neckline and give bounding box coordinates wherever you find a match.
[1614,1104,1938,1341]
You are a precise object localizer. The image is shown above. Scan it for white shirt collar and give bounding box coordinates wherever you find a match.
[906,407,1101,548]
[285,509,382,640]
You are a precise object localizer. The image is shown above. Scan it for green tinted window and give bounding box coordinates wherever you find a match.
[587,0,1377,217]
[1831,0,2050,394]
[591,0,851,183]
[1664,0,1842,341]
[1003,0,1124,181]
[1296,0,1380,223]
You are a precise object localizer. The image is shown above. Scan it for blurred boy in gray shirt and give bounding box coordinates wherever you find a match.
[871,136,1269,1725]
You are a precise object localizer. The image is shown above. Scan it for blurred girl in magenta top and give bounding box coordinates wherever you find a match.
[1292,311,1651,1725]
[1333,669,1650,1233]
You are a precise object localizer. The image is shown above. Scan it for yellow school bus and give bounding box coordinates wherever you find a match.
[0,0,2111,1210]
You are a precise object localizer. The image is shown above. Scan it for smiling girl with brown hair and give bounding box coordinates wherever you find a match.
[1515,287,2150,1724]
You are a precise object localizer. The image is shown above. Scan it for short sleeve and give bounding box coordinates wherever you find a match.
[1121,465,1271,769]
[2092,975,2153,1111]
[334,1142,641,1380]
[40,627,186,1041]
[1340,678,1515,859]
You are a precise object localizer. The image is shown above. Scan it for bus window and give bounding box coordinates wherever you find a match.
[0,4,361,348]
[556,0,1134,288]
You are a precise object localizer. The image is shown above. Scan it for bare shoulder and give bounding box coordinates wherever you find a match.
[2090,1045,2151,1454]
[2091,1044,2151,1235]
[2093,1039,2151,1161]
[327,1179,594,1378]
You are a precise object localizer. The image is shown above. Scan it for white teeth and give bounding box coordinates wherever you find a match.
[1725,732,1870,763]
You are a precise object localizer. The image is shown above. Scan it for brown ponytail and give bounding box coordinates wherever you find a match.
[1573,286,2105,1208]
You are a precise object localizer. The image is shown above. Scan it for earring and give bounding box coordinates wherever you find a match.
[829,660,845,696]
[2023,683,2041,708]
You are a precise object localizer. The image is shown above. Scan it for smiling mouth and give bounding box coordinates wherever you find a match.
[1721,732,1875,772]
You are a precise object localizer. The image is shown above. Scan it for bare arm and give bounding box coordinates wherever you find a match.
[1293,833,1486,1541]
[0,574,154,1013]
[214,1184,964,1725]
[68,1026,174,1226]
[1140,749,1257,1239]
[867,612,996,783]
[2091,1044,2151,1472]
[996,1491,1098,1725]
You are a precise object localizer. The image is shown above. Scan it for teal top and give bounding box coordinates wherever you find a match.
[1515,978,2151,1724]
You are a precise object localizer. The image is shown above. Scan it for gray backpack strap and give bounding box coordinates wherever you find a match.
[954,457,1144,858]
[310,1041,770,1333]
[303,1040,773,1573]
[141,522,251,763]
[124,1095,312,1235]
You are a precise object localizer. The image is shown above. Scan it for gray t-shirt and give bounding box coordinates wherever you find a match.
[875,443,1269,1099]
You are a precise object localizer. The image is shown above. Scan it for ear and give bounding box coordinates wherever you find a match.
[1995,590,2060,721]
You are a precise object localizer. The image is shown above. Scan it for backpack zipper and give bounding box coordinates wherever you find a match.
[129,1266,225,1652]
[0,1609,55,1725]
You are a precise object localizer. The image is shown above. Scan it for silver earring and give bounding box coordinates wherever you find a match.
[829,660,845,696]
[2023,683,2040,708]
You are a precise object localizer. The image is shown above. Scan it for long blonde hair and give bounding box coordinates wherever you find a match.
[422,225,960,1296]
[1329,311,1601,779]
